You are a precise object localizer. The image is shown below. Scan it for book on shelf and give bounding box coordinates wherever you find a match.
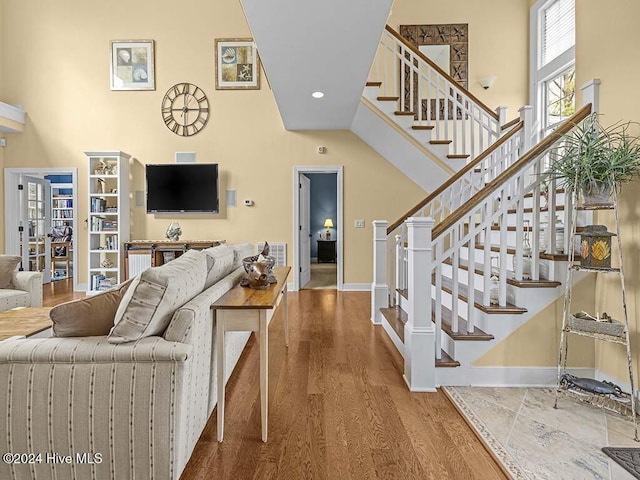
[91,198,107,213]
[53,198,73,208]
[91,274,117,291]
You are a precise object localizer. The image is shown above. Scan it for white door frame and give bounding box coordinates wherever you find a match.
[292,166,343,291]
[4,167,79,292]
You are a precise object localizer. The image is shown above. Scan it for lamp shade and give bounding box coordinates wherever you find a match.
[324,218,334,228]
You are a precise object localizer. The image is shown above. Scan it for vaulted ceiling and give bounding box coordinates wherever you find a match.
[241,0,393,130]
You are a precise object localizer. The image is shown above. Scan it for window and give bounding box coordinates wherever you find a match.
[530,0,576,140]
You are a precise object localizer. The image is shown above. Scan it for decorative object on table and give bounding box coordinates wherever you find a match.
[101,259,114,268]
[580,225,615,269]
[240,242,276,289]
[560,374,623,397]
[546,112,640,206]
[161,83,209,137]
[94,161,107,175]
[215,38,260,90]
[324,218,334,241]
[569,311,625,337]
[165,222,182,242]
[110,40,155,91]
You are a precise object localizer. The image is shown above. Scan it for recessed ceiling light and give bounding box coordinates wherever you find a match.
[312,91,325,99]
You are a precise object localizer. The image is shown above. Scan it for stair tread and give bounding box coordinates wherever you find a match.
[432,300,494,340]
[366,81,382,87]
[394,111,416,116]
[380,306,407,342]
[430,140,452,145]
[436,349,460,367]
[506,205,565,214]
[377,96,399,101]
[474,243,567,261]
[447,154,470,159]
[443,258,562,288]
[439,276,527,314]
[411,125,435,130]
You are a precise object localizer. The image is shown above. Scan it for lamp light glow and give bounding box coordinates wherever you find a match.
[312,91,325,98]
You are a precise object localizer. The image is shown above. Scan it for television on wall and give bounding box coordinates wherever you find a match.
[146,163,219,214]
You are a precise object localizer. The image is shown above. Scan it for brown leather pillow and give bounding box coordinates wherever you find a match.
[0,255,21,289]
[50,279,134,337]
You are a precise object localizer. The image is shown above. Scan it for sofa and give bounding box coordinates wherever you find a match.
[0,242,254,480]
[0,254,43,313]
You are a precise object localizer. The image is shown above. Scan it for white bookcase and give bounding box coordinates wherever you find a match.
[85,151,130,294]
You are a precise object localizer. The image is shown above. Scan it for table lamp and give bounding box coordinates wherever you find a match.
[324,218,334,240]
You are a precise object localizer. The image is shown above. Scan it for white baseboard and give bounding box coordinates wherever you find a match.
[342,283,370,291]
[465,366,595,387]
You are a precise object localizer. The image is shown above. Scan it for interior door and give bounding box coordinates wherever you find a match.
[299,174,311,287]
[20,175,52,283]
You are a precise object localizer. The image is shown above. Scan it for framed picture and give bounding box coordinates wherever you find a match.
[215,38,260,90]
[110,40,155,91]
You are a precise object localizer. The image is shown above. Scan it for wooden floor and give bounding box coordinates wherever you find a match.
[43,281,507,479]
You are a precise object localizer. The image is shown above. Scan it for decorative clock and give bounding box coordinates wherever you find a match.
[161,83,209,136]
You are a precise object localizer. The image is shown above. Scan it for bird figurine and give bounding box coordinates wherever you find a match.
[165,222,182,242]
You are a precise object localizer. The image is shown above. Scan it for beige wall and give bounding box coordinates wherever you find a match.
[389,0,530,120]
[0,0,426,285]
[576,0,640,385]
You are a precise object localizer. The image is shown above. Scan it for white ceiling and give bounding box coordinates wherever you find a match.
[241,0,393,130]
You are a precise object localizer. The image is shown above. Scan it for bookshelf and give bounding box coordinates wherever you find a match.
[85,151,130,294]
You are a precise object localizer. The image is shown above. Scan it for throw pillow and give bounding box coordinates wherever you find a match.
[50,278,134,337]
[108,249,207,344]
[230,242,255,270]
[0,255,21,289]
[202,244,234,289]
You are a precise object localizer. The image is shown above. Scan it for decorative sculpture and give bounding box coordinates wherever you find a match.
[240,242,277,289]
[165,222,182,242]
[560,374,623,397]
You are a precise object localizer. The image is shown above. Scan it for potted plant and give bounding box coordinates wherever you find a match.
[546,113,640,205]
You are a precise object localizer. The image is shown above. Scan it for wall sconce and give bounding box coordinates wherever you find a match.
[478,76,497,90]
[324,218,334,240]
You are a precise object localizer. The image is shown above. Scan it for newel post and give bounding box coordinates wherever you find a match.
[581,79,600,113]
[371,220,389,325]
[519,105,534,152]
[404,217,436,392]
[496,106,508,127]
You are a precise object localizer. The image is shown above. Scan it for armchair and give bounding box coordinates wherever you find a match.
[0,271,43,313]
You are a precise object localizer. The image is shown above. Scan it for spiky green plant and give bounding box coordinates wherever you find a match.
[546,113,640,196]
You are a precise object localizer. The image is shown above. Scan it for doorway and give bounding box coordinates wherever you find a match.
[4,168,79,291]
[293,166,343,291]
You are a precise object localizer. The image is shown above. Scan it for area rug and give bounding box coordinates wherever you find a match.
[602,448,640,479]
[303,263,337,289]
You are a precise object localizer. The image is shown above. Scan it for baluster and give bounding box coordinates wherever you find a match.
[471,105,476,160]
[453,91,459,155]
[462,98,467,157]
[371,220,389,325]
[467,212,476,333]
[499,186,508,306]
[395,234,403,305]
[483,202,492,306]
[451,225,460,333]
[548,176,557,254]
[435,240,443,360]
[444,83,450,141]
[531,161,541,281]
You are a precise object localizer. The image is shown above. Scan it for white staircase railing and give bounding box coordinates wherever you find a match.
[373,102,594,391]
[370,26,503,160]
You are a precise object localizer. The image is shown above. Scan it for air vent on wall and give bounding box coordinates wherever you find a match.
[256,242,286,267]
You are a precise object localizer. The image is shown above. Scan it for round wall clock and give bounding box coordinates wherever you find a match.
[161,82,209,136]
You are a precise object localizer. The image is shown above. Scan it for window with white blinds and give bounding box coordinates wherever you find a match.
[541,0,575,67]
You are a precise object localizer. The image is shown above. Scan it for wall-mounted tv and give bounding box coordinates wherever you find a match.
[146,163,219,214]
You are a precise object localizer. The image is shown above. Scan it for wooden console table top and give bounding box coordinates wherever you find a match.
[0,307,52,340]
[211,266,291,310]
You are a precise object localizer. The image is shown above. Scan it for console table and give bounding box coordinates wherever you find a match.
[317,240,336,263]
[124,240,224,279]
[211,266,291,442]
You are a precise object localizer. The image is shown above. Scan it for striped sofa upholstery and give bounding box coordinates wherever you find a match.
[0,271,43,313]
[0,245,254,480]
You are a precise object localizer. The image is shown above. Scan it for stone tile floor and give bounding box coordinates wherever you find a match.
[445,387,639,479]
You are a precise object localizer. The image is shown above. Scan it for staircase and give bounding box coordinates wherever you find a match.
[366,26,600,390]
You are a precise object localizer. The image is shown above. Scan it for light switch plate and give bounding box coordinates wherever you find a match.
[355,219,365,228]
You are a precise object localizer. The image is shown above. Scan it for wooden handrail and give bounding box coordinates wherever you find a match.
[385,25,499,122]
[501,118,520,131]
[387,121,524,234]
[431,104,592,240]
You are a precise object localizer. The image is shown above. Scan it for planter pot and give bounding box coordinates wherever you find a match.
[582,182,613,206]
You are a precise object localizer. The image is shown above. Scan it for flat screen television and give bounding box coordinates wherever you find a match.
[146,163,219,214]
